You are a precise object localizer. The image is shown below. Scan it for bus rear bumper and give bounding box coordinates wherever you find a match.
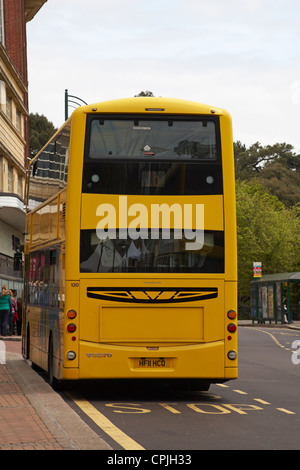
[62,340,238,381]
[224,367,238,379]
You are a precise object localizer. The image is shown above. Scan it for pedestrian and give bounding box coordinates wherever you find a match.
[11,289,18,335]
[16,297,22,336]
[7,290,16,335]
[0,286,12,337]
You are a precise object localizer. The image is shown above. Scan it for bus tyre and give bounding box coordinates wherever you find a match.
[48,336,60,390]
[170,379,210,392]
[26,325,30,360]
[27,325,39,371]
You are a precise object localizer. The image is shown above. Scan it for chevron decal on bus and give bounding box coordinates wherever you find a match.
[86,287,218,303]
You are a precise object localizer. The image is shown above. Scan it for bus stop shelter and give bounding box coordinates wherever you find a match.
[250,272,300,324]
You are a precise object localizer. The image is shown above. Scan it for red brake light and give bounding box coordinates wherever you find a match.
[227,323,237,333]
[67,323,76,333]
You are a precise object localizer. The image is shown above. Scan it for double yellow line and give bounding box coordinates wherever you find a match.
[67,392,145,450]
[254,328,293,351]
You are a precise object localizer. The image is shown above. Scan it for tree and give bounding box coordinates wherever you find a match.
[234,141,300,206]
[234,141,263,179]
[29,113,57,159]
[234,141,299,178]
[236,179,300,303]
[134,91,155,97]
[257,162,300,207]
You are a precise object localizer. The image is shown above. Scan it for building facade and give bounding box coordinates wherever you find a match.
[0,0,47,293]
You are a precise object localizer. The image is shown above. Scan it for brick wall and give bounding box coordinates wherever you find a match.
[3,0,28,84]
[2,0,29,165]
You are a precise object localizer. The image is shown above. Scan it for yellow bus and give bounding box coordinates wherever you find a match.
[22,97,237,390]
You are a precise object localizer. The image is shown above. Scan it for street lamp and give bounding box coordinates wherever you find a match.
[65,89,88,120]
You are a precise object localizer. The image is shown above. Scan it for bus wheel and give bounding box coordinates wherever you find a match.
[170,379,210,392]
[27,326,39,371]
[26,325,30,360]
[48,336,59,390]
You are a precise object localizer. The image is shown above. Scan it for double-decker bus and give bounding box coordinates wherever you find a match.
[22,97,237,390]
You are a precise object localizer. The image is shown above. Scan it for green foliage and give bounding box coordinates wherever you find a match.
[256,162,300,207]
[236,179,300,302]
[134,91,155,97]
[29,113,57,159]
[234,141,300,207]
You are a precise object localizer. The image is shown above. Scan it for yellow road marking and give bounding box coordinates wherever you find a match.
[159,403,181,414]
[253,328,292,351]
[233,389,247,395]
[254,398,270,405]
[277,408,295,415]
[67,392,145,450]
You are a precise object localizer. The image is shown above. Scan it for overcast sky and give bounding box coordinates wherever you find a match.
[27,0,300,151]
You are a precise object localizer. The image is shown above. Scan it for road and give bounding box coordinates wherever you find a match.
[61,327,300,451]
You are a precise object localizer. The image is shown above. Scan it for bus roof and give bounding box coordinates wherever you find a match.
[28,97,230,168]
[73,97,230,118]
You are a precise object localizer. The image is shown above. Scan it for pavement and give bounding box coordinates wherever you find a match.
[0,337,112,450]
[0,320,299,451]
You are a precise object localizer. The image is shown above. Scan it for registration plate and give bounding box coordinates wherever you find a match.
[135,358,170,368]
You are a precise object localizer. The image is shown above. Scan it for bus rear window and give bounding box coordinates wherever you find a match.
[83,116,222,196]
[87,117,218,161]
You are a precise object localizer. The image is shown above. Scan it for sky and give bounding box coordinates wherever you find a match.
[27,0,300,151]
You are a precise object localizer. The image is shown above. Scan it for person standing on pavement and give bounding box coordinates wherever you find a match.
[0,286,12,337]
[16,297,22,336]
[9,289,18,335]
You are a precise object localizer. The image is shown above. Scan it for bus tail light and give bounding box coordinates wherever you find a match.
[67,351,76,360]
[227,323,237,333]
[67,309,77,319]
[227,350,237,360]
[67,323,76,333]
[227,309,237,319]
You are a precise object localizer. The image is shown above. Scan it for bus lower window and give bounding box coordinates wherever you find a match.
[80,229,224,274]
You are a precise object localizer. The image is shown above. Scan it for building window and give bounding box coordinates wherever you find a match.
[8,165,12,192]
[18,174,22,197]
[16,110,21,132]
[0,0,4,45]
[0,157,2,191]
[6,95,11,120]
[0,80,5,108]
